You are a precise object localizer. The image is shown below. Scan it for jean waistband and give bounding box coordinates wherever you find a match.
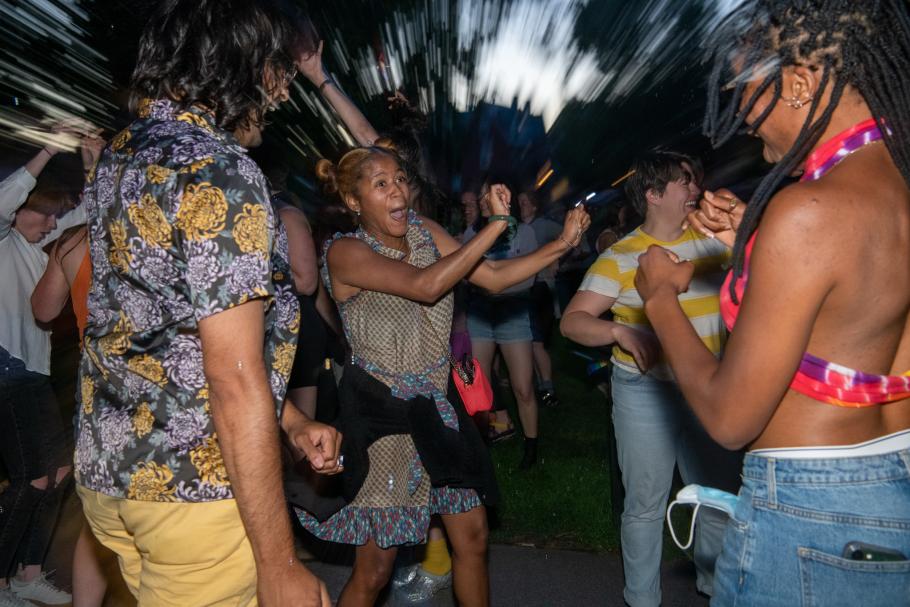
[743,430,910,485]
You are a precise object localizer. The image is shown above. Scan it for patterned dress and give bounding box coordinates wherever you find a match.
[297,212,487,548]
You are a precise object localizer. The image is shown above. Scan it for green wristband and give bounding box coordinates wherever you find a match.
[488,214,517,239]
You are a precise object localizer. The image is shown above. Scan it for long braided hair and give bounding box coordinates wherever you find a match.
[704,0,910,301]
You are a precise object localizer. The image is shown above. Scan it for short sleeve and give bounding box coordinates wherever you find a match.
[578,251,622,299]
[175,166,275,321]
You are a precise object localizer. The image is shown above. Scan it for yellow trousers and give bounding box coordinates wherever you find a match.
[77,485,257,606]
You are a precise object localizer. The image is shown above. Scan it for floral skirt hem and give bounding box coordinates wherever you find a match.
[296,487,480,549]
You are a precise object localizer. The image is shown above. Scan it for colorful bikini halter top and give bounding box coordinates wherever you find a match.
[720,118,910,407]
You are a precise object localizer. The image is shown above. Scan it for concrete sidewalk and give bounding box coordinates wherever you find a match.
[47,488,708,606]
[307,544,708,607]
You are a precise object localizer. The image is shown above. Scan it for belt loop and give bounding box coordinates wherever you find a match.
[899,450,910,477]
[766,457,777,508]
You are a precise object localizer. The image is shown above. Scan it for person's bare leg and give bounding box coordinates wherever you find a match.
[498,342,537,439]
[471,340,513,428]
[73,523,108,607]
[441,507,489,607]
[337,540,398,607]
[532,342,553,388]
[286,386,317,420]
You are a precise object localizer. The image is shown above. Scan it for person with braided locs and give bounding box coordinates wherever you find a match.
[635,1,910,604]
[297,143,590,607]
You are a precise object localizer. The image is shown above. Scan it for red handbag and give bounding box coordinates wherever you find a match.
[420,308,494,416]
[451,356,494,416]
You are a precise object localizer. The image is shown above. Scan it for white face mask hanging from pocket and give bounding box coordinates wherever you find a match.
[666,484,740,550]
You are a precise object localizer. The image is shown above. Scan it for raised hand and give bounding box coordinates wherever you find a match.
[80,129,106,172]
[485,183,512,217]
[560,204,592,247]
[685,188,745,248]
[296,39,326,85]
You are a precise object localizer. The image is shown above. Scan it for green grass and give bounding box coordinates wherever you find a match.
[486,335,695,561]
[487,335,620,552]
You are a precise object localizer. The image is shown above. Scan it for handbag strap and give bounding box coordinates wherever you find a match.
[417,305,471,384]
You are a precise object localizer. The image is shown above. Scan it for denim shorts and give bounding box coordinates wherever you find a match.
[467,293,532,344]
[712,433,910,606]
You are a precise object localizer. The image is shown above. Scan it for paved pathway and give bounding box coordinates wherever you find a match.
[47,488,707,607]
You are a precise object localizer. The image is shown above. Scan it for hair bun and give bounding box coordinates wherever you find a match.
[315,158,338,194]
[373,137,398,153]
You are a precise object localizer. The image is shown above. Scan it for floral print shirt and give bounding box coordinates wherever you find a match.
[75,99,300,502]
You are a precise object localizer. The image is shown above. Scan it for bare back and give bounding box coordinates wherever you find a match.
[752,143,910,448]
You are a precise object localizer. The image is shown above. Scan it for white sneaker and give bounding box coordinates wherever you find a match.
[10,572,71,605]
[0,587,33,607]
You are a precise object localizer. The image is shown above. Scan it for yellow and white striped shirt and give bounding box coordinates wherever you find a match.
[579,226,730,380]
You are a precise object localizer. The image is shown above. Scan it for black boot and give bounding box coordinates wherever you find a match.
[519,437,538,470]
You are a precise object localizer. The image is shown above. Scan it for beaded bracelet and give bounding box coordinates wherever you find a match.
[489,214,517,239]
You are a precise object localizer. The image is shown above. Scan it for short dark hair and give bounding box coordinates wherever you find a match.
[129,0,316,133]
[624,150,700,216]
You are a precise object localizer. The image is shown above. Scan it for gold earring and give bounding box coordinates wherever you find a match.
[785,96,812,109]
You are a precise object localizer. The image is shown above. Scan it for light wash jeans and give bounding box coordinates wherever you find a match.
[611,365,743,607]
[712,446,910,606]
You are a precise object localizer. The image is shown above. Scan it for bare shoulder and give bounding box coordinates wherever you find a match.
[758,179,854,255]
[325,235,372,266]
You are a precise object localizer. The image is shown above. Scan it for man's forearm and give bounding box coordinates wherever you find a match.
[210,371,297,573]
[25,147,55,179]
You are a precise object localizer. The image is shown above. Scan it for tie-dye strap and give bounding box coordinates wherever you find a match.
[789,353,910,408]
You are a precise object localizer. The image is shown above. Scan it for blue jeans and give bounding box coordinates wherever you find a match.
[712,447,910,606]
[611,366,743,607]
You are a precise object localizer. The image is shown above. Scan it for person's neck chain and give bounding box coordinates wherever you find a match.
[361,226,409,257]
[802,118,885,182]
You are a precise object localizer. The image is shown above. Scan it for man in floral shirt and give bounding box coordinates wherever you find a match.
[74,2,338,605]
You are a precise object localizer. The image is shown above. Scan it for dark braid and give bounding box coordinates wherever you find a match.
[704,0,910,302]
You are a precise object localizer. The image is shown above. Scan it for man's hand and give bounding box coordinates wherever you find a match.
[281,404,343,475]
[80,130,106,173]
[258,561,331,607]
[297,39,326,85]
[611,324,662,373]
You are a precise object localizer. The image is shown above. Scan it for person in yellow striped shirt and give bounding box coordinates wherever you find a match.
[561,150,742,607]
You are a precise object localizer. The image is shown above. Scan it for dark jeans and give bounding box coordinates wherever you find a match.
[0,351,70,578]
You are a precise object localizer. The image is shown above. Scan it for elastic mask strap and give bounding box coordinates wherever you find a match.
[666,501,701,551]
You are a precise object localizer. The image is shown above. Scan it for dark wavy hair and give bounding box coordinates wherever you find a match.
[704,0,910,302]
[129,0,316,133]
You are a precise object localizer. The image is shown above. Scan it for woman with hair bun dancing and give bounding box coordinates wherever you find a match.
[635,1,910,604]
[297,144,590,606]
